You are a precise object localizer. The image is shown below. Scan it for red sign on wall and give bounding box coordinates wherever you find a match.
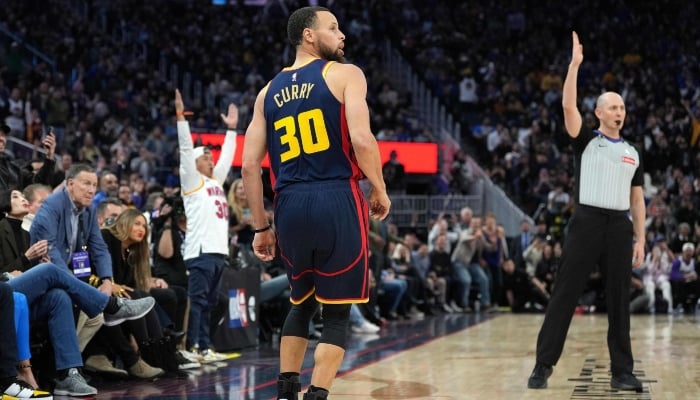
[192,133,438,174]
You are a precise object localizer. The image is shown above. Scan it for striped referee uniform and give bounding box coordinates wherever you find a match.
[536,129,644,377]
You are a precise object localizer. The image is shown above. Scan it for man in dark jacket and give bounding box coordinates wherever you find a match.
[0,125,57,190]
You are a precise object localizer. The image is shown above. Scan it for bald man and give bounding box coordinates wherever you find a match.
[527,31,645,393]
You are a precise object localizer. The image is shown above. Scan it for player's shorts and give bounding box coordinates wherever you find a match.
[274,180,370,304]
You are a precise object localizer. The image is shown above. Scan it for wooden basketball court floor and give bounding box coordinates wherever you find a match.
[94,312,700,400]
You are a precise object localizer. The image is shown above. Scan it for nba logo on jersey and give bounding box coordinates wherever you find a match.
[292,72,297,82]
[227,288,249,328]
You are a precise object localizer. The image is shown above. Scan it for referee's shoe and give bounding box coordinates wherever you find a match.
[527,362,552,389]
[611,373,643,392]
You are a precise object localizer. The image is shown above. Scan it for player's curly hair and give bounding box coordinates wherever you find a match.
[287,6,330,47]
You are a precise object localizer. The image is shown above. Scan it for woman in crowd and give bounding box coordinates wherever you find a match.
[227,178,256,268]
[0,189,50,273]
[97,209,192,374]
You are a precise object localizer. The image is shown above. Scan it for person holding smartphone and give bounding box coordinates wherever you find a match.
[0,125,57,191]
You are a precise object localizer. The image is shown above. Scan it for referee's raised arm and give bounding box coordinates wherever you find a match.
[562,31,583,138]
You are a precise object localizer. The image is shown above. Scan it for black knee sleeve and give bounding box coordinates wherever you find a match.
[282,296,320,339]
[319,303,351,349]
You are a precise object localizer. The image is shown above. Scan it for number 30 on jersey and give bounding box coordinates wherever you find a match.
[274,108,330,162]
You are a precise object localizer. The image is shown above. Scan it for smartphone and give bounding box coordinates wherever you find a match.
[43,126,53,149]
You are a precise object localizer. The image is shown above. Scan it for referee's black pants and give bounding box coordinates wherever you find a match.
[536,205,635,376]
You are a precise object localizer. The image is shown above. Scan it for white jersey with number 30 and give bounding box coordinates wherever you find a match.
[177,120,237,260]
[182,176,230,260]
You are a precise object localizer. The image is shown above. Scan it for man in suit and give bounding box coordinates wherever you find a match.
[29,163,113,294]
[28,163,114,395]
[509,219,534,271]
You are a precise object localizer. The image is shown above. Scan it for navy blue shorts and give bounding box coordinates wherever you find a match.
[274,181,370,304]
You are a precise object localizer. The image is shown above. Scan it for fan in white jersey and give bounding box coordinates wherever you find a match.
[175,89,237,360]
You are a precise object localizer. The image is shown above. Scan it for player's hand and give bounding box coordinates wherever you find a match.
[252,229,276,261]
[220,103,239,130]
[571,31,583,66]
[368,187,391,220]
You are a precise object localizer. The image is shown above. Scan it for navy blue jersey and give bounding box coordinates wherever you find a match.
[263,59,363,191]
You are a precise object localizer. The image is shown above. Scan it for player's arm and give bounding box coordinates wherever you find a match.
[340,64,390,219]
[562,31,583,138]
[341,65,383,191]
[175,89,203,192]
[241,87,270,231]
[630,185,646,268]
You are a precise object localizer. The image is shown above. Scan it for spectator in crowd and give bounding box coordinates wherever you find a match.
[152,196,189,291]
[28,163,115,365]
[175,89,236,362]
[0,126,56,191]
[91,171,119,207]
[426,234,453,312]
[0,189,51,273]
[451,216,491,312]
[8,291,37,389]
[481,213,504,309]
[97,208,188,375]
[20,184,51,231]
[382,150,406,194]
[509,219,533,272]
[0,281,52,399]
[669,242,700,313]
[227,178,256,268]
[6,262,155,396]
[501,258,549,313]
[638,240,674,314]
[669,222,693,255]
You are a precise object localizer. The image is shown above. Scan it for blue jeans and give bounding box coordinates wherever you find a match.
[380,279,407,313]
[8,263,109,318]
[186,253,225,350]
[13,292,30,361]
[349,304,366,327]
[0,282,18,379]
[452,261,491,307]
[9,263,110,370]
[260,274,290,304]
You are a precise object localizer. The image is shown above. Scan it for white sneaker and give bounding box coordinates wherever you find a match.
[179,349,202,363]
[175,351,201,370]
[351,321,380,334]
[449,301,463,313]
[199,349,231,363]
[441,303,454,313]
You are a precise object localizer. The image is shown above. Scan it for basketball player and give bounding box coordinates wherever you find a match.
[174,90,237,362]
[241,6,391,400]
[527,31,645,392]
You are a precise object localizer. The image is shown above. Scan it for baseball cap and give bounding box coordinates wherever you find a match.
[192,146,208,159]
[0,125,10,135]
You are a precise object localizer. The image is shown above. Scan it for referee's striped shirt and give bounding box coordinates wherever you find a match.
[571,130,643,211]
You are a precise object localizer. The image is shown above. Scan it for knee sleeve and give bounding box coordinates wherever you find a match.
[282,296,320,339]
[319,303,351,349]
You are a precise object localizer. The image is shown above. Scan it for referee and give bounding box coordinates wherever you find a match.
[527,31,646,392]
